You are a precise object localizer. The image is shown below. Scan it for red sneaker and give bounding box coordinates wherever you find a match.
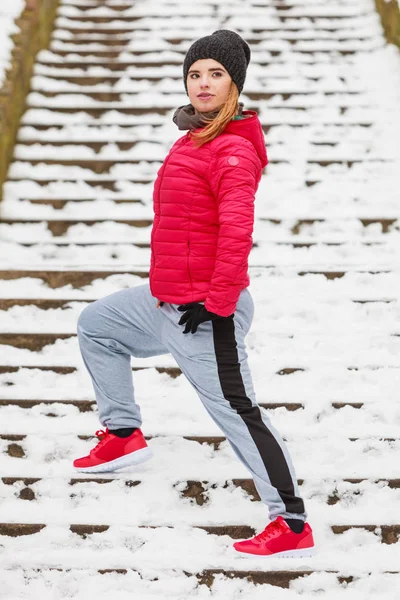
[233,516,315,558]
[73,428,152,473]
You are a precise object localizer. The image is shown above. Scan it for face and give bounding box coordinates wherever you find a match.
[187,58,232,113]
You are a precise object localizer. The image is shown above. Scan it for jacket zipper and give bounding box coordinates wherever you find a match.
[187,239,193,288]
[150,142,183,287]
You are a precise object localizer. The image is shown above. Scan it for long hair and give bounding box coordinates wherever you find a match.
[190,82,240,147]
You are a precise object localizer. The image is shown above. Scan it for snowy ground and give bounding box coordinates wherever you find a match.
[1,0,400,598]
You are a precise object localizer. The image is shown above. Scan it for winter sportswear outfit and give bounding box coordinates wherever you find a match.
[75,29,310,531]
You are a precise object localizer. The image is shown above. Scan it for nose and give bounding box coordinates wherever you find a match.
[199,74,210,88]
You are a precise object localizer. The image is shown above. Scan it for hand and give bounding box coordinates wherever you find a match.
[177,302,232,334]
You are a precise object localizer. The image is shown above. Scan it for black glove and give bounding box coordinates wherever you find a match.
[177,302,233,334]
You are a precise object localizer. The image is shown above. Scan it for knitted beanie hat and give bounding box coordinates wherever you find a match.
[183,30,251,95]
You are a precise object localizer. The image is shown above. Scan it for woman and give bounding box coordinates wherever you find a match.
[74,30,315,558]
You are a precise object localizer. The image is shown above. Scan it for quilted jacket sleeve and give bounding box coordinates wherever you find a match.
[204,138,262,317]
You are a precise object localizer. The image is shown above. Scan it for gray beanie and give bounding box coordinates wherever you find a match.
[183,30,251,95]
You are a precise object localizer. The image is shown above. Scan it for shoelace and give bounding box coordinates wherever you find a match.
[253,519,285,543]
[90,428,110,453]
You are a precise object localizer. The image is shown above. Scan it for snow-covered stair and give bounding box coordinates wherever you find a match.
[1,0,400,597]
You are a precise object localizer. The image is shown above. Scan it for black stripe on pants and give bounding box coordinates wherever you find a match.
[212,316,305,515]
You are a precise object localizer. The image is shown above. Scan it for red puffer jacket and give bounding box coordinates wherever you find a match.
[149,110,268,317]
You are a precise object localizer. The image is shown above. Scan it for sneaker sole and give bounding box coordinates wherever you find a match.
[234,547,315,558]
[74,446,153,473]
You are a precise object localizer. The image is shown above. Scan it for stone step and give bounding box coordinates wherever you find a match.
[50,34,374,46]
[0,263,394,279]
[58,0,362,7]
[1,235,393,249]
[5,177,155,188]
[11,240,390,249]
[0,397,375,413]
[30,81,365,95]
[11,157,387,171]
[1,473,400,540]
[14,134,367,146]
[0,566,396,589]
[53,22,373,35]
[56,14,370,24]
[0,266,392,285]
[17,197,143,208]
[3,473,399,491]
[57,15,144,23]
[55,25,353,35]
[49,49,187,59]
[31,71,353,84]
[5,433,313,451]
[2,432,399,462]
[19,119,374,131]
[58,3,183,12]
[29,90,363,101]
[0,270,148,289]
[0,298,392,311]
[0,397,340,412]
[35,56,358,69]
[26,95,371,110]
[52,36,132,46]
[1,297,398,331]
[5,433,396,474]
[0,299,91,310]
[3,176,364,189]
[56,2,368,13]
[26,105,173,115]
[0,333,75,350]
[0,365,180,377]
[55,21,362,33]
[1,519,398,543]
[36,59,185,70]
[44,47,371,58]
[11,197,143,208]
[0,565,357,589]
[1,304,398,333]
[0,219,153,235]
[0,363,392,379]
[50,34,376,45]
[18,139,150,150]
[0,177,370,188]
[1,218,397,235]
[14,154,395,176]
[1,329,398,350]
[16,140,364,153]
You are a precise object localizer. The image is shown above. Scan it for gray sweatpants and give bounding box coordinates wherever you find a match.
[77,283,307,522]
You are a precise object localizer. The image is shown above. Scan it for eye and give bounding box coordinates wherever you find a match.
[189,73,199,79]
[213,71,223,77]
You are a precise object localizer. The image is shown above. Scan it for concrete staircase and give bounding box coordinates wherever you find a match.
[1,0,400,595]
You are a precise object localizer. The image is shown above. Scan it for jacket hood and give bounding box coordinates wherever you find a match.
[224,111,268,168]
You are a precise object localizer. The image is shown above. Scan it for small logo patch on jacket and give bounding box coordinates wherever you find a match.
[228,156,240,166]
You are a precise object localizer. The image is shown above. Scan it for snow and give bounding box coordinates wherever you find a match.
[1,0,400,596]
[0,0,25,86]
[1,570,400,600]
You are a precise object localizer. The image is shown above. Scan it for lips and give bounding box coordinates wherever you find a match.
[197,94,213,98]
